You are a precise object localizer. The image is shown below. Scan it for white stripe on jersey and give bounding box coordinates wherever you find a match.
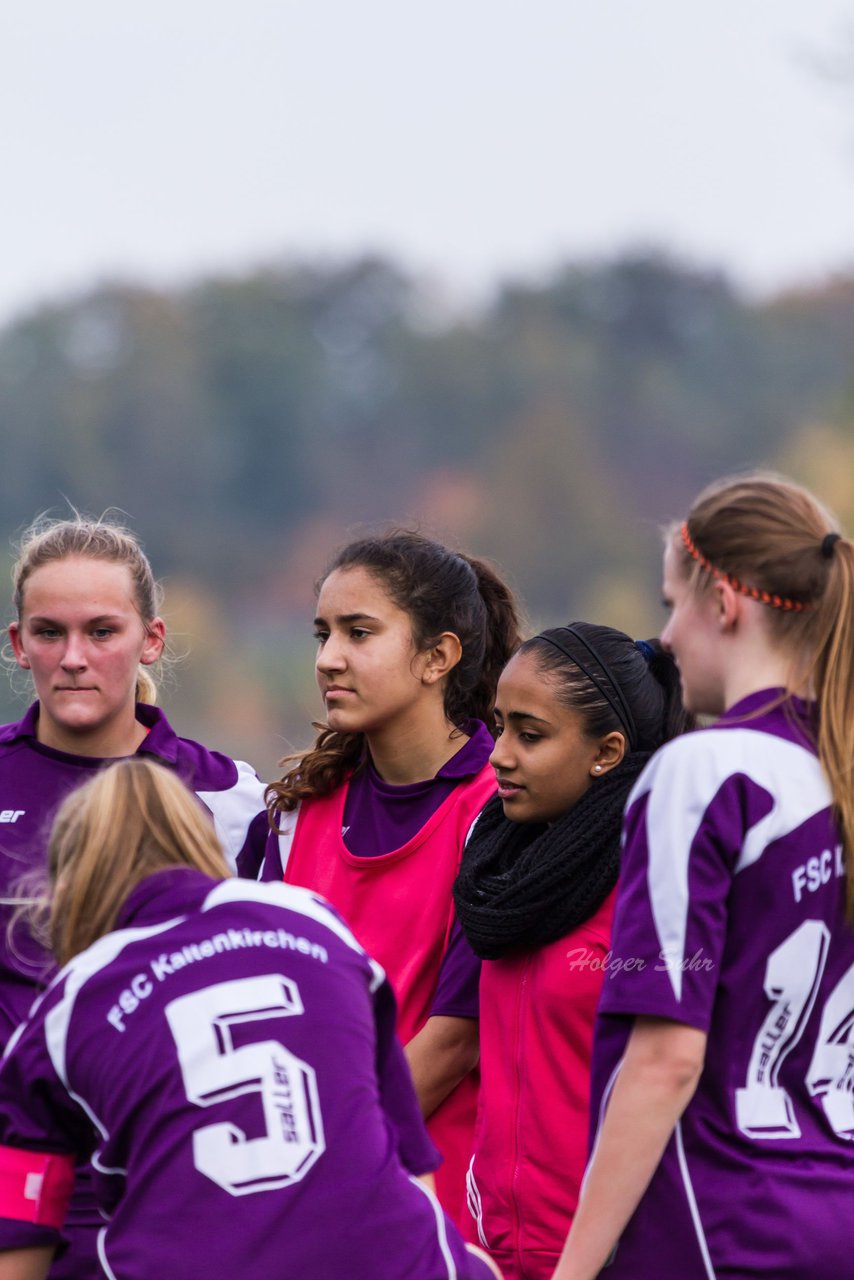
[97,1225,119,1280]
[674,1119,717,1279]
[628,729,830,1001]
[44,919,185,1090]
[466,1157,490,1249]
[410,1175,458,1280]
[196,759,266,873]
[201,879,387,992]
[275,806,299,879]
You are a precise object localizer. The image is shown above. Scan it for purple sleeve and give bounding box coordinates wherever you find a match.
[0,1220,61,1252]
[0,990,90,1251]
[235,810,272,880]
[429,918,480,1020]
[373,979,440,1176]
[599,738,766,1031]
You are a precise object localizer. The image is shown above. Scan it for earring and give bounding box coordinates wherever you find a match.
[593,764,602,773]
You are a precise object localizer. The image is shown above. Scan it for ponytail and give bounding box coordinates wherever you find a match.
[450,553,523,725]
[640,638,692,744]
[808,539,854,921]
[136,666,158,706]
[266,531,522,821]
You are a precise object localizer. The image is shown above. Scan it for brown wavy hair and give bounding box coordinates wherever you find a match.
[267,531,522,817]
[674,471,854,920]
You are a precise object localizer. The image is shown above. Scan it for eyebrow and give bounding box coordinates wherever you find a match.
[496,710,553,727]
[313,612,382,627]
[27,613,125,626]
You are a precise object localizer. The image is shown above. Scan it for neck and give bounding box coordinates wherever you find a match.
[721,638,805,713]
[366,705,469,784]
[36,707,147,759]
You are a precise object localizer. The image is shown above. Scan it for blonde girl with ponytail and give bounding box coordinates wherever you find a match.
[554,472,854,1280]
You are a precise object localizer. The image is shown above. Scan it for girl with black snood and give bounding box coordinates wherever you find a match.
[454,623,689,1280]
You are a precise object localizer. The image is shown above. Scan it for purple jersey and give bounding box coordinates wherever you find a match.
[0,702,267,1043]
[341,721,494,859]
[594,691,854,1278]
[0,869,487,1279]
[0,703,267,1279]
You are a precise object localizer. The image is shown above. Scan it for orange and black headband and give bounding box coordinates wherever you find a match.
[680,522,815,613]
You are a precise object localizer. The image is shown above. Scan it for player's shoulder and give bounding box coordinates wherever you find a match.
[136,704,250,792]
[171,734,246,790]
[200,880,386,986]
[629,721,827,817]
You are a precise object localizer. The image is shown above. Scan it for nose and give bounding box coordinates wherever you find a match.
[315,633,346,676]
[489,733,513,772]
[60,634,88,671]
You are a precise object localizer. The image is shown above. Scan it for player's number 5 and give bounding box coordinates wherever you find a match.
[166,974,326,1195]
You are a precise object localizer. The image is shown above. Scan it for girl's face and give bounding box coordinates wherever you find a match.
[490,650,618,824]
[9,555,164,754]
[660,539,726,716]
[314,566,433,738]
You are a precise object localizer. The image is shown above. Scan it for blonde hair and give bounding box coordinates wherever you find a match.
[47,760,229,966]
[675,471,854,919]
[12,512,164,704]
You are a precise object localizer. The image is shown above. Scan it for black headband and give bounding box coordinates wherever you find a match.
[537,625,639,751]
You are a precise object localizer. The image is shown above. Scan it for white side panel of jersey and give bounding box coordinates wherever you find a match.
[409,1175,459,1280]
[631,730,830,1002]
[674,1120,718,1279]
[276,806,298,878]
[44,918,185,1090]
[197,760,266,873]
[201,879,387,992]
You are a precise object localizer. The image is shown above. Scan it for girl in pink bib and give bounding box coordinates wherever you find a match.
[264,531,522,1230]
[455,624,689,1280]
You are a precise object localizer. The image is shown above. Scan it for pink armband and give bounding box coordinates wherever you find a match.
[0,1145,75,1228]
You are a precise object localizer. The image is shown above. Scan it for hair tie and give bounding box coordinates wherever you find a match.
[821,532,841,559]
[635,639,656,664]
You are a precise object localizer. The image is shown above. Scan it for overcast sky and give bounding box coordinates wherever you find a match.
[1,0,853,325]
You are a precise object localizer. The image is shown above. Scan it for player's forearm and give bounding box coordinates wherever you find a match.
[405,1015,479,1118]
[0,1248,53,1280]
[552,1018,706,1280]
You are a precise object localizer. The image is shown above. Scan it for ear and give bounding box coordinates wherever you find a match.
[712,578,740,632]
[590,730,626,779]
[8,623,30,670]
[140,617,166,666]
[420,631,463,685]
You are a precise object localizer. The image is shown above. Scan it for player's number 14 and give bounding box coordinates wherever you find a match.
[735,919,854,1141]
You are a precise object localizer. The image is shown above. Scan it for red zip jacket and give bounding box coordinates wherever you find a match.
[467,889,617,1280]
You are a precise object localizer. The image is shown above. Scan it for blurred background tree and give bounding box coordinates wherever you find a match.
[1,250,852,775]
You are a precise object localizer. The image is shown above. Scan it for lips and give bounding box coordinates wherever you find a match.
[496,779,524,798]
